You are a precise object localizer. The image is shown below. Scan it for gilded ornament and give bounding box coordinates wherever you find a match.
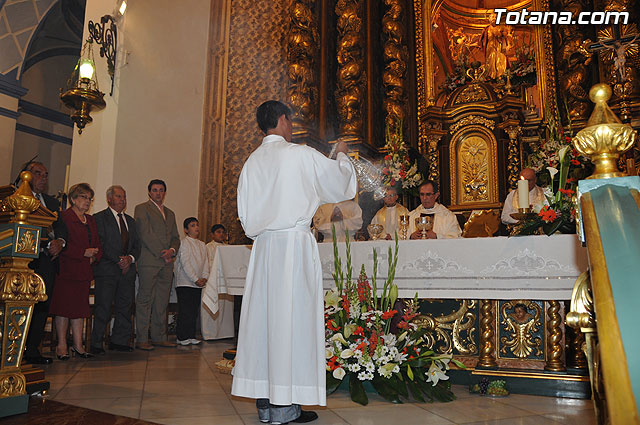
[572,84,638,179]
[478,300,497,367]
[450,115,495,133]
[3,172,41,224]
[0,373,26,397]
[460,136,489,202]
[499,301,543,358]
[6,309,26,364]
[0,268,47,302]
[382,0,408,131]
[15,229,38,255]
[544,300,566,372]
[425,133,444,183]
[454,84,489,105]
[415,300,478,355]
[286,0,319,128]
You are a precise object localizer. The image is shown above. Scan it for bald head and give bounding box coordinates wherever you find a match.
[520,168,537,191]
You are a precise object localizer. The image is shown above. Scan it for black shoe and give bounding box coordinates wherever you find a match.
[24,355,53,365]
[70,347,94,359]
[109,343,134,352]
[291,411,318,423]
[90,346,106,355]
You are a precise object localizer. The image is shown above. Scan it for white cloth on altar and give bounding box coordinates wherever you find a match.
[408,203,461,239]
[501,186,548,224]
[201,241,234,340]
[231,134,357,406]
[371,204,409,237]
[313,199,362,242]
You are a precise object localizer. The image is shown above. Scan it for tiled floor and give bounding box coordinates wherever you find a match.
[37,341,597,425]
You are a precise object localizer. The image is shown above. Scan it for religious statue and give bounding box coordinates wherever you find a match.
[447,27,480,65]
[602,35,639,82]
[481,14,514,80]
[500,302,543,358]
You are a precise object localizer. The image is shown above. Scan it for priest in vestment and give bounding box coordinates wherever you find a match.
[371,186,409,240]
[232,101,357,424]
[313,199,362,242]
[409,180,462,239]
[201,224,234,340]
[501,168,548,225]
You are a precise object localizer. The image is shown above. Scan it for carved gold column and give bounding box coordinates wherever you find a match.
[544,300,566,372]
[382,0,407,133]
[335,0,365,143]
[0,172,53,417]
[498,120,522,190]
[424,129,446,184]
[287,0,319,137]
[477,300,497,368]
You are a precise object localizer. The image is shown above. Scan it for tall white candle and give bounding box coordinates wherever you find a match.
[64,164,70,193]
[517,177,529,210]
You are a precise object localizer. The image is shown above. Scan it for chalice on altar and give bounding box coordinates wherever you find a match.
[367,224,384,241]
[399,215,410,240]
[415,216,434,239]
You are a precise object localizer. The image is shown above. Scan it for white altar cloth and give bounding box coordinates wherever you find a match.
[202,235,588,311]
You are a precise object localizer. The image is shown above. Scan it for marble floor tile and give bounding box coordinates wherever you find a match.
[333,403,455,425]
[419,396,533,423]
[497,393,594,414]
[69,368,147,383]
[229,396,259,414]
[61,396,142,418]
[143,379,226,397]
[325,390,394,409]
[144,366,216,381]
[140,394,237,418]
[148,415,245,425]
[450,384,475,399]
[542,409,597,425]
[54,381,145,400]
[460,415,561,425]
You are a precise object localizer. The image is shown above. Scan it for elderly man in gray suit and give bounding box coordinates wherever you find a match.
[90,185,141,354]
[134,179,181,350]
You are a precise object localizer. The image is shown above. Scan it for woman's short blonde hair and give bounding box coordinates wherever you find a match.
[68,183,94,205]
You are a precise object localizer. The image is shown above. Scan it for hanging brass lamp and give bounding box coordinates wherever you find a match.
[60,38,106,134]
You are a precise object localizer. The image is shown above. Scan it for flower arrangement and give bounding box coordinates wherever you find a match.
[515,145,578,235]
[325,228,460,405]
[380,123,423,194]
[502,38,536,88]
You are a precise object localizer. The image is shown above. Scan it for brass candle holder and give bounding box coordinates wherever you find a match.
[399,215,409,240]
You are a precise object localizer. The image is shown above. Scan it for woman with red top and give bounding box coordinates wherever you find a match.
[49,183,102,360]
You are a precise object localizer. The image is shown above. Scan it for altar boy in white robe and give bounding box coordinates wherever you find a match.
[201,224,234,340]
[371,186,409,240]
[232,100,357,424]
[409,180,462,239]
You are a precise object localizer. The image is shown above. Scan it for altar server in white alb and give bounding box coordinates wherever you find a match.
[409,180,462,239]
[313,199,362,242]
[501,167,548,224]
[232,101,357,424]
[371,186,409,239]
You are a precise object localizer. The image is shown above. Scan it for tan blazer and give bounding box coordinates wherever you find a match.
[134,200,181,268]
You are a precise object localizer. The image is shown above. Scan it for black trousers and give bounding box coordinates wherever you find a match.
[26,254,56,357]
[176,287,202,341]
[91,269,136,347]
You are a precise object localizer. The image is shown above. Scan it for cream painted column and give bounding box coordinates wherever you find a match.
[0,76,27,184]
[68,0,210,224]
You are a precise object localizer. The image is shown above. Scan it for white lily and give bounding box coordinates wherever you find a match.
[558,145,570,163]
[426,361,449,386]
[343,323,357,338]
[332,367,346,380]
[325,289,341,309]
[330,333,348,346]
[547,166,558,181]
[378,362,397,378]
[340,348,354,359]
[325,348,333,359]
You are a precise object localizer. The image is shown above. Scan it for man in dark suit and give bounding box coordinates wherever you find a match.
[24,162,68,365]
[134,179,180,350]
[90,185,141,354]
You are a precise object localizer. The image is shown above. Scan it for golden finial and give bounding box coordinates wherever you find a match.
[4,171,41,224]
[572,84,637,179]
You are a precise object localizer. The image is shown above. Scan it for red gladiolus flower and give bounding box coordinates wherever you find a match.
[559,188,574,196]
[327,320,340,331]
[570,159,580,165]
[397,321,408,329]
[384,155,391,161]
[572,148,579,157]
[539,206,557,223]
[381,309,397,320]
[567,177,576,183]
[353,326,365,337]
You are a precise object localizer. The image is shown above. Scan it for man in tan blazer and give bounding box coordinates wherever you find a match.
[134,179,181,350]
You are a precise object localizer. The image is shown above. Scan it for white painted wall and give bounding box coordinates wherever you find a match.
[69,0,209,227]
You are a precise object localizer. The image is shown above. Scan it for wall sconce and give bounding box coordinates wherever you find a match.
[88,15,117,95]
[60,38,106,134]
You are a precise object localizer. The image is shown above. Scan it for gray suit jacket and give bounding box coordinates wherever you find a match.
[134,200,180,268]
[93,208,141,278]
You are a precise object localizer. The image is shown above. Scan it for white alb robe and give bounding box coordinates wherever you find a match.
[501,186,548,224]
[232,134,357,406]
[313,199,362,242]
[408,203,462,239]
[371,204,409,237]
[201,241,235,340]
